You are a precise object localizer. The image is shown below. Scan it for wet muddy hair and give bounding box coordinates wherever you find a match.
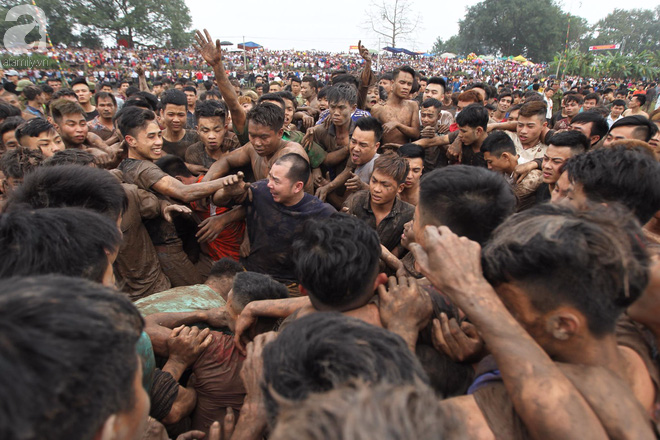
[0,275,143,439]
[418,165,515,245]
[262,312,430,423]
[373,153,409,185]
[482,204,649,336]
[247,102,284,132]
[293,214,380,309]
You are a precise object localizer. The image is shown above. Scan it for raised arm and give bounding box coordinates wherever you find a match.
[193,29,246,135]
[357,40,374,110]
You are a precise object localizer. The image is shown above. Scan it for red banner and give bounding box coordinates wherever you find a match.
[588,44,620,51]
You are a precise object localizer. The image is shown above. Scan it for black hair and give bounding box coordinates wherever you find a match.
[293,214,381,309]
[5,165,127,220]
[0,147,43,179]
[43,149,95,167]
[398,143,425,159]
[125,85,139,98]
[0,208,121,282]
[355,116,383,142]
[326,83,358,107]
[15,117,56,140]
[290,77,301,85]
[301,76,318,90]
[208,257,243,280]
[201,89,222,100]
[117,106,157,139]
[22,85,43,101]
[0,116,25,137]
[231,271,289,311]
[456,103,489,130]
[155,155,193,178]
[317,86,330,100]
[94,91,117,107]
[0,275,143,440]
[418,166,516,245]
[160,89,188,110]
[570,111,608,143]
[546,130,589,155]
[480,131,516,156]
[379,72,394,81]
[276,91,298,110]
[584,92,600,103]
[332,74,360,90]
[564,145,660,223]
[609,115,657,142]
[393,65,416,81]
[426,76,446,91]
[257,92,286,109]
[50,99,85,123]
[195,99,226,121]
[51,88,77,100]
[611,99,626,108]
[482,204,649,336]
[564,93,584,105]
[275,152,310,184]
[247,102,284,132]
[183,85,197,94]
[69,77,90,89]
[262,312,430,421]
[421,98,442,110]
[632,94,646,106]
[0,101,22,120]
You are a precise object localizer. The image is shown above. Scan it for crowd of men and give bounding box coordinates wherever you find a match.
[1,29,660,439]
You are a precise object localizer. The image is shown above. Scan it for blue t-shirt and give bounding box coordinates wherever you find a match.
[242,180,336,283]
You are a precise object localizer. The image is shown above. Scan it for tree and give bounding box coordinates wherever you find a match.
[589,7,660,55]
[453,0,574,61]
[431,35,461,55]
[366,0,421,48]
[72,0,192,48]
[0,0,78,46]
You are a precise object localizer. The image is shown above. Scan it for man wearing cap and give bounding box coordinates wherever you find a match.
[3,70,19,95]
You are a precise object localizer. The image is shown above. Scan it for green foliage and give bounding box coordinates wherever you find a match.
[0,0,192,49]
[549,48,659,80]
[590,7,660,55]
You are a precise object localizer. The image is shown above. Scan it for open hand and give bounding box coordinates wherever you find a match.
[193,29,223,67]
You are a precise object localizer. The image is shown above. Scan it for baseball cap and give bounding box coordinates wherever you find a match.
[16,79,33,92]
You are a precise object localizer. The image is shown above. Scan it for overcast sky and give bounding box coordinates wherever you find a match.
[186,0,658,53]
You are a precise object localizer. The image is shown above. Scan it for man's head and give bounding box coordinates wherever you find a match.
[225,271,289,333]
[0,275,148,440]
[290,77,301,96]
[183,86,197,110]
[563,145,660,224]
[44,149,96,167]
[94,92,117,121]
[118,107,163,161]
[15,118,64,158]
[604,116,658,147]
[317,86,330,112]
[456,90,482,115]
[541,130,589,185]
[300,76,317,101]
[482,204,648,356]
[506,103,522,122]
[0,116,24,151]
[517,100,547,146]
[391,66,415,100]
[610,99,626,119]
[481,131,518,173]
[420,98,442,128]
[326,84,358,127]
[267,153,310,205]
[50,99,88,147]
[70,77,92,105]
[275,91,297,126]
[51,88,78,103]
[22,85,45,105]
[206,258,243,301]
[155,155,195,184]
[543,87,555,99]
[119,80,131,95]
[0,208,121,285]
[456,103,488,146]
[398,143,424,189]
[497,92,512,113]
[5,164,127,225]
[195,100,227,153]
[262,312,429,422]
[378,72,394,94]
[349,116,382,166]
[415,166,516,246]
[569,111,608,147]
[423,76,446,102]
[582,92,600,110]
[247,103,285,156]
[629,94,645,110]
[0,147,43,194]
[563,93,583,118]
[370,154,409,207]
[159,89,187,133]
[47,77,62,92]
[0,90,21,109]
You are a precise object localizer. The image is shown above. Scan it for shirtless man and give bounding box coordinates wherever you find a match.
[371,66,420,145]
[623,95,650,119]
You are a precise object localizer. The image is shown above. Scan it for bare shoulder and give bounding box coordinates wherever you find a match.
[279,142,310,162]
[439,395,496,440]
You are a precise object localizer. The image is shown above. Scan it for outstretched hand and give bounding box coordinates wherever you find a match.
[193,29,223,67]
[358,40,371,63]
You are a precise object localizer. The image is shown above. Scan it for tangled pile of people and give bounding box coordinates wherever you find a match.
[1,28,660,440]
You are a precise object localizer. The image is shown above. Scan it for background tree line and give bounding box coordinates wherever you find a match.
[432,0,660,63]
[0,0,193,49]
